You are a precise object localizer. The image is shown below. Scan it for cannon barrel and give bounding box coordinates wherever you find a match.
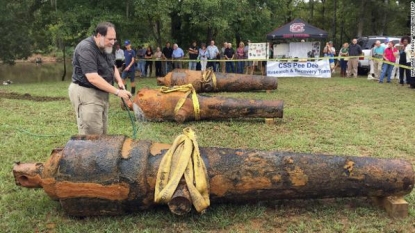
[13,135,414,216]
[127,88,284,123]
[156,69,277,92]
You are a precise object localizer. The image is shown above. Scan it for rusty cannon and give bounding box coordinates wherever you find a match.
[124,86,284,123]
[13,133,414,217]
[156,69,277,92]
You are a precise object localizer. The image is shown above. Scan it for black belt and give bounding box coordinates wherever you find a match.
[73,81,92,88]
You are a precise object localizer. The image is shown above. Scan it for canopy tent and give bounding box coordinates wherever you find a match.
[266,18,328,40]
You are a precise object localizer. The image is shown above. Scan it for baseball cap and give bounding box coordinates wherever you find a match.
[124,40,131,46]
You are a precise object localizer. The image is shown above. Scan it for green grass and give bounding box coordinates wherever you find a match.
[1,74,414,232]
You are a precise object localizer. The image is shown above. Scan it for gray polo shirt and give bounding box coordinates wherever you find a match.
[72,36,115,88]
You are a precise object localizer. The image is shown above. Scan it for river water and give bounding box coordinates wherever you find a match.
[0,62,73,84]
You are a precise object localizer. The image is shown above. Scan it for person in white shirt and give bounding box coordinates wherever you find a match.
[391,42,403,80]
[207,40,219,71]
[114,43,124,72]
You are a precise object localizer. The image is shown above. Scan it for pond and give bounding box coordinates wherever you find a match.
[0,62,73,84]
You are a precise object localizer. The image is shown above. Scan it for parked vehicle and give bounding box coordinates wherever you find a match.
[357,36,401,74]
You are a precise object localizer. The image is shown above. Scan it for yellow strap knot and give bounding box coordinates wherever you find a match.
[200,68,217,90]
[160,84,201,121]
[154,127,210,213]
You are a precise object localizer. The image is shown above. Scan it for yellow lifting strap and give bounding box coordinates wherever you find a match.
[160,84,201,120]
[154,127,210,213]
[201,68,217,90]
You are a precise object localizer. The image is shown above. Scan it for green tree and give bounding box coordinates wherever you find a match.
[0,0,36,63]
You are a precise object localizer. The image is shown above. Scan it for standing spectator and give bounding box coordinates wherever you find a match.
[390,43,401,80]
[154,46,163,77]
[188,41,199,70]
[136,45,146,77]
[367,43,376,80]
[383,38,389,48]
[323,41,336,73]
[338,42,349,77]
[144,46,153,77]
[69,22,131,135]
[262,43,273,75]
[198,43,208,71]
[220,42,227,73]
[215,48,221,73]
[224,43,235,73]
[244,40,251,74]
[114,43,124,72]
[236,41,245,74]
[162,42,173,75]
[122,40,137,94]
[207,40,219,71]
[172,43,184,69]
[399,36,411,86]
[346,38,362,78]
[371,40,385,80]
[378,41,399,83]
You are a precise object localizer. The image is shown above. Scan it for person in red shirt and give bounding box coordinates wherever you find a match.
[378,41,399,83]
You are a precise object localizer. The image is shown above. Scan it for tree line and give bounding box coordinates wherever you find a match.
[0,0,411,63]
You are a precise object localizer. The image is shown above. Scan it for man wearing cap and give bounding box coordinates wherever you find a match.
[122,40,137,95]
[69,22,132,135]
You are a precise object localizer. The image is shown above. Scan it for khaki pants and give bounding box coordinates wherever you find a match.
[221,58,226,73]
[347,58,358,77]
[373,59,382,78]
[68,83,109,135]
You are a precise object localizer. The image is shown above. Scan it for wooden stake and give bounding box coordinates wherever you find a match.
[265,118,275,125]
[372,196,409,218]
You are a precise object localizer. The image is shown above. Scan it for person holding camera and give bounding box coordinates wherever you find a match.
[323,41,336,73]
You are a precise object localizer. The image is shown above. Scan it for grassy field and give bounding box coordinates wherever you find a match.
[0,74,414,233]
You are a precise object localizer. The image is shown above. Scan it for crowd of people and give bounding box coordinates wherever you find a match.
[328,36,414,88]
[324,39,362,78]
[114,39,261,78]
[112,36,415,96]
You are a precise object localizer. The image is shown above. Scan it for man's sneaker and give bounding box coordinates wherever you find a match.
[367,74,375,80]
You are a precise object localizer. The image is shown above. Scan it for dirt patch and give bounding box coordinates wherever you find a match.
[0,90,66,102]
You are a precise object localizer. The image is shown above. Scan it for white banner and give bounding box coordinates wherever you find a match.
[266,60,331,78]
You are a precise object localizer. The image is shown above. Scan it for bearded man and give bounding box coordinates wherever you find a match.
[69,22,131,135]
